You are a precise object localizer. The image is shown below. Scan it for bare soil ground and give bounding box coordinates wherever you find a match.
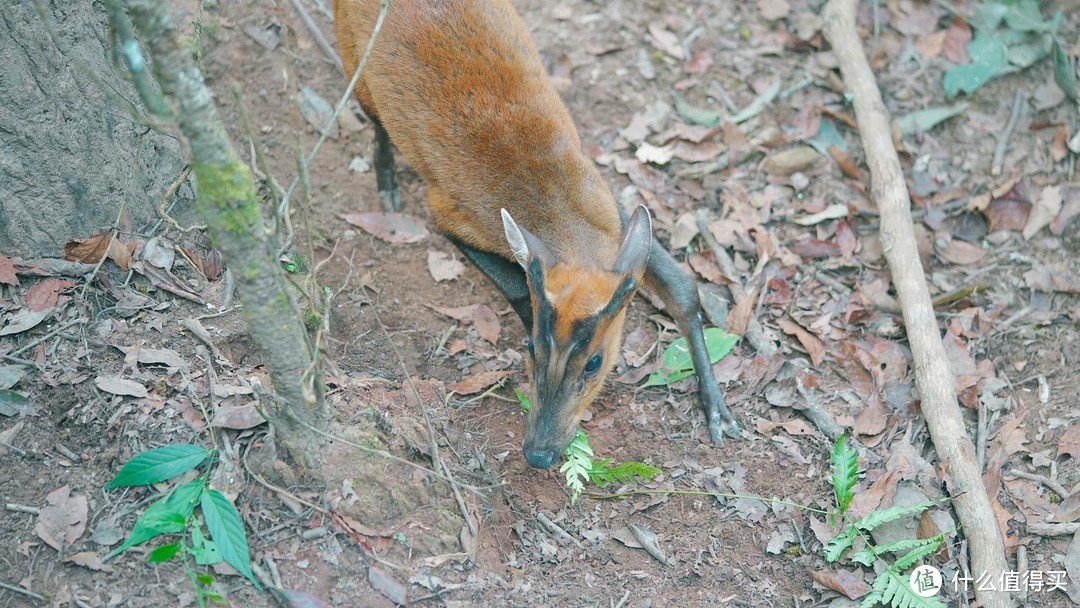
[2,0,1079,607]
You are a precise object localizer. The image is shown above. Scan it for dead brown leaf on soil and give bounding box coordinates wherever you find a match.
[810,568,872,599]
[35,485,87,552]
[448,370,513,395]
[429,304,501,344]
[63,230,134,271]
[0,254,19,286]
[341,212,429,244]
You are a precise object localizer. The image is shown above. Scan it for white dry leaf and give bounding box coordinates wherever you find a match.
[759,0,792,21]
[635,142,675,166]
[766,527,797,554]
[427,250,465,282]
[94,376,149,398]
[1023,185,1063,240]
[646,23,684,60]
[669,213,700,249]
[0,308,53,337]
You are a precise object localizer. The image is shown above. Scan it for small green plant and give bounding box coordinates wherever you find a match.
[826,435,948,608]
[943,0,1064,98]
[105,444,260,606]
[515,389,661,503]
[642,328,738,387]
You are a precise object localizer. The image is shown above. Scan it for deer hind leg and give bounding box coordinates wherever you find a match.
[372,120,401,212]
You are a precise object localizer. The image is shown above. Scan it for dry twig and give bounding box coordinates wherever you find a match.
[822,2,1012,606]
[992,90,1026,177]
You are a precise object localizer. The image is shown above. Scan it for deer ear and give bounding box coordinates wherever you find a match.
[612,205,653,277]
[501,209,553,269]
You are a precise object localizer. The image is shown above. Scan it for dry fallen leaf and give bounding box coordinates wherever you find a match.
[811,569,872,599]
[935,237,985,265]
[0,420,26,456]
[766,527,797,554]
[646,23,684,60]
[758,0,791,21]
[684,49,714,74]
[427,250,465,282]
[340,212,429,244]
[1058,421,1080,459]
[368,566,408,605]
[65,551,113,572]
[0,255,18,286]
[671,140,722,162]
[668,213,700,249]
[777,318,825,367]
[448,370,513,395]
[63,230,133,271]
[429,304,501,344]
[763,146,820,176]
[0,308,54,337]
[635,141,675,165]
[211,404,267,430]
[94,376,149,398]
[35,485,88,552]
[25,279,76,312]
[914,30,947,59]
[1022,185,1063,240]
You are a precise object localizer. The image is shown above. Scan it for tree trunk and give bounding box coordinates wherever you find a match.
[115,0,329,469]
[822,2,1013,607]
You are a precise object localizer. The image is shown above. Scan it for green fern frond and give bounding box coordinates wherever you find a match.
[824,524,859,562]
[559,430,594,504]
[892,535,944,572]
[850,535,943,568]
[831,434,859,515]
[862,568,948,608]
[588,459,661,486]
[852,500,938,533]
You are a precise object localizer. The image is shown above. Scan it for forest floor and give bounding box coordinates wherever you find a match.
[2,0,1080,606]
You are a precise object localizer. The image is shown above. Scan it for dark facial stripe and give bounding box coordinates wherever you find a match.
[600,276,638,318]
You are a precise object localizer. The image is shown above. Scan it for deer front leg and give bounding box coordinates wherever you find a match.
[643,239,740,442]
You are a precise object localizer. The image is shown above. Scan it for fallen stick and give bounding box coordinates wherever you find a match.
[821,2,1013,608]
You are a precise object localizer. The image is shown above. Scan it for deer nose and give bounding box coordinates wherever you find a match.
[523,447,560,469]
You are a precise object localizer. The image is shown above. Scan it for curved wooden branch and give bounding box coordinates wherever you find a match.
[821,2,1013,607]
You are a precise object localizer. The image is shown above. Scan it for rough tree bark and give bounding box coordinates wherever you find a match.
[822,1,1013,607]
[112,0,329,469]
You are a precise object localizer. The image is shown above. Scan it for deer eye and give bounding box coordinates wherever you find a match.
[583,353,602,378]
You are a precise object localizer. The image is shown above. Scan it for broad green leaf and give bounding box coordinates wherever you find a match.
[147,542,181,563]
[1003,0,1050,33]
[201,489,259,589]
[642,328,738,387]
[515,388,531,414]
[894,104,968,136]
[1006,36,1052,69]
[0,389,39,416]
[107,444,211,488]
[1053,41,1078,102]
[969,2,1008,32]
[672,93,722,126]
[943,32,1008,97]
[106,480,203,559]
[191,523,223,566]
